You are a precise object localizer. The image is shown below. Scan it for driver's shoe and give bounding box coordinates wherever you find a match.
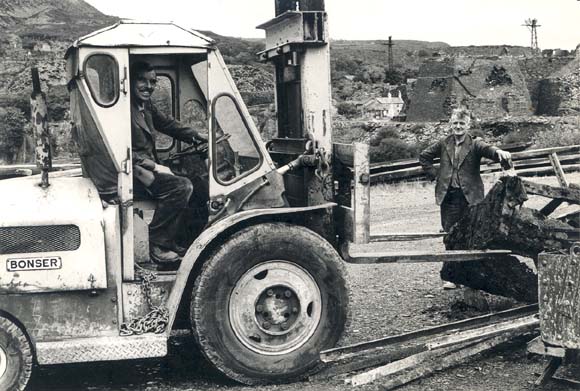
[150,245,181,264]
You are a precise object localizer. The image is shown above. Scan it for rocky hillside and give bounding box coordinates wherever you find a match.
[0,0,117,40]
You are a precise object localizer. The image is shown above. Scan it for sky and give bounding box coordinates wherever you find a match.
[84,0,580,50]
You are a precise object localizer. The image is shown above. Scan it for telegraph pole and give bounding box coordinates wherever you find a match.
[385,36,394,71]
[522,18,541,54]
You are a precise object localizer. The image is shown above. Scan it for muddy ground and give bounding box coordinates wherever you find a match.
[29,173,579,391]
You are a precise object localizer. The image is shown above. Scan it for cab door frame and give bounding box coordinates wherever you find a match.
[77,47,134,280]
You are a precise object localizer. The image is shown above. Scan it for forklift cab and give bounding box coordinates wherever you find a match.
[66,21,285,277]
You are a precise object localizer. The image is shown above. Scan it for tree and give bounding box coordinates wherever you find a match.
[336,102,359,118]
[0,108,28,164]
[383,69,404,85]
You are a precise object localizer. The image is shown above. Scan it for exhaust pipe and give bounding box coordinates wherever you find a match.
[30,67,52,188]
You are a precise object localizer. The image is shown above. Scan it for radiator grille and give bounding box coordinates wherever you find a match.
[0,225,81,254]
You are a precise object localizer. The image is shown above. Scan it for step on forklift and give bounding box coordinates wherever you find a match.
[0,1,518,390]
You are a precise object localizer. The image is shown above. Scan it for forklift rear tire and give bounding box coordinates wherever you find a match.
[191,222,348,385]
[0,316,33,391]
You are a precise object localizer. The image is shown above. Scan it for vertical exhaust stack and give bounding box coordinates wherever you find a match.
[30,67,52,188]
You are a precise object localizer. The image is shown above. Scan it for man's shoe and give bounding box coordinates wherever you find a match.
[442,281,460,290]
[150,245,181,264]
[172,244,188,257]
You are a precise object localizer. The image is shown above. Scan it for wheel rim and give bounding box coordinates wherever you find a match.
[0,343,7,380]
[229,261,322,355]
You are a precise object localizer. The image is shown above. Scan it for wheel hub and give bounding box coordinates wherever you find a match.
[229,261,322,355]
[255,286,300,332]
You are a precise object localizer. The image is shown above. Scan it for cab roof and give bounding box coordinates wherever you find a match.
[69,20,215,50]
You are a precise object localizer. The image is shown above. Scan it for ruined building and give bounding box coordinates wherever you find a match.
[407,57,533,122]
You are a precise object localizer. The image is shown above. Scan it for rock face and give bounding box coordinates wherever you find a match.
[407,57,535,122]
[537,54,580,116]
[441,176,575,302]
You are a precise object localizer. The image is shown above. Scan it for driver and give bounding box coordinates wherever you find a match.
[131,61,207,267]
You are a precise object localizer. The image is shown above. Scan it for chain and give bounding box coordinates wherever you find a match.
[120,271,169,336]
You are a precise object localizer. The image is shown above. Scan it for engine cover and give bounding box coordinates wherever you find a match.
[0,176,107,293]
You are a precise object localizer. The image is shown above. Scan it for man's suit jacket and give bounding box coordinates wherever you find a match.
[131,102,198,186]
[419,134,499,205]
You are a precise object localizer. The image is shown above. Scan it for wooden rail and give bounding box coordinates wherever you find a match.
[370,144,580,184]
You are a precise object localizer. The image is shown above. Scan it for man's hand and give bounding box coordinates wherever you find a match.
[496,149,513,170]
[496,149,511,163]
[194,131,208,142]
[153,163,174,176]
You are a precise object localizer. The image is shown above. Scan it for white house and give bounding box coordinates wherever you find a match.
[361,91,404,119]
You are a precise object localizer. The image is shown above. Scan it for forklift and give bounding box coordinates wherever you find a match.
[0,1,516,390]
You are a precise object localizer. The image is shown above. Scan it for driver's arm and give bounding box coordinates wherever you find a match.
[150,103,207,143]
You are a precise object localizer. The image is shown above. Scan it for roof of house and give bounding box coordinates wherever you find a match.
[363,95,404,107]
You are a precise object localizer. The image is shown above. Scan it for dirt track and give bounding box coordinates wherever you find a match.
[29,173,579,391]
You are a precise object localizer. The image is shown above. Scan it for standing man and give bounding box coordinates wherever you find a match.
[419,107,511,288]
[131,61,207,266]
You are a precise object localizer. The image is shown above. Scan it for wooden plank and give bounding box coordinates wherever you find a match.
[370,232,446,242]
[510,144,580,161]
[515,163,580,178]
[539,154,569,216]
[522,179,580,204]
[347,342,458,386]
[333,142,354,167]
[320,304,537,363]
[549,153,570,187]
[541,199,565,216]
[426,314,539,350]
[369,330,538,390]
[353,142,370,244]
[346,316,538,386]
[370,166,427,182]
[481,153,580,173]
[535,357,562,386]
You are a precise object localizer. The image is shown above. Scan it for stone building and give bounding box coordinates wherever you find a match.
[361,91,404,119]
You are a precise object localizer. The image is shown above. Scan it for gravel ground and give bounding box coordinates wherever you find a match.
[29,173,580,391]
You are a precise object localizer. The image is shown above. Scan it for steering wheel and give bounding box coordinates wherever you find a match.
[167,133,231,161]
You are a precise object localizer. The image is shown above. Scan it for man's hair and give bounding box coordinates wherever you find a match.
[130,61,154,82]
[450,107,471,122]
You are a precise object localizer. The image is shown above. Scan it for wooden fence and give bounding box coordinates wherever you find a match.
[370,144,580,184]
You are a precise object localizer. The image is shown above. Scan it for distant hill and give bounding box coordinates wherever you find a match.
[0,0,117,41]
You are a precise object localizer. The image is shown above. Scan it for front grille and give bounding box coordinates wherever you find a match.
[0,225,81,254]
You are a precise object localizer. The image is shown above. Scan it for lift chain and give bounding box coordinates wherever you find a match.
[120,271,169,336]
[314,148,334,201]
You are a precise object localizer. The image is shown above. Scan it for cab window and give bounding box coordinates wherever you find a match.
[212,94,261,184]
[84,54,119,107]
[150,74,175,151]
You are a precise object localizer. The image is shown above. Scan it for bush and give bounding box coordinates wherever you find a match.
[370,137,420,162]
[0,107,28,163]
[336,102,359,117]
[501,130,533,145]
[533,126,580,149]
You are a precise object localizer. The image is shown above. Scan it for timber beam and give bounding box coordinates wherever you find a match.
[522,179,580,205]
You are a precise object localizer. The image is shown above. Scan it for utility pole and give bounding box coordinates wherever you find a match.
[385,36,394,71]
[522,18,541,54]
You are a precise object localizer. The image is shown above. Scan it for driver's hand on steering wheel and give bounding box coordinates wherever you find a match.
[193,130,208,143]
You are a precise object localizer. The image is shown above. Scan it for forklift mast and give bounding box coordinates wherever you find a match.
[258,0,333,208]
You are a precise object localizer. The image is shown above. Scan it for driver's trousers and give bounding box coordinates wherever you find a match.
[135,172,193,250]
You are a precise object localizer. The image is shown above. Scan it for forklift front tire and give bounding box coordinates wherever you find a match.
[191,222,348,385]
[0,315,33,391]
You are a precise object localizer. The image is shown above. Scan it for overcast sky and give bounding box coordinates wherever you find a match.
[84,0,579,50]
